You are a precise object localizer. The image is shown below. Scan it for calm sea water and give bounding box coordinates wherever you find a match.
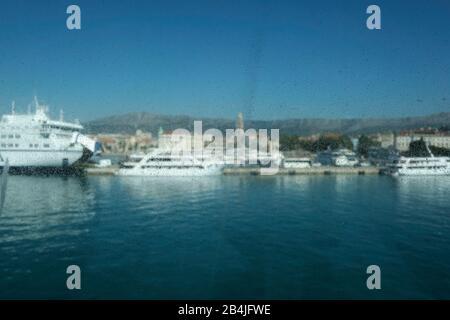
[0,174,449,299]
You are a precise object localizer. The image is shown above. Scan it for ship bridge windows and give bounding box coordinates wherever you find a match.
[0,134,21,139]
[50,125,77,132]
[148,157,172,162]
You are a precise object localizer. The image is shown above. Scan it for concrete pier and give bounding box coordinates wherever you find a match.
[83,165,380,176]
[85,165,119,175]
[223,166,380,175]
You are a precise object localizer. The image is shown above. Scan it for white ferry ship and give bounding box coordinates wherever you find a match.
[118,150,224,176]
[386,145,450,176]
[0,159,8,213]
[0,97,99,169]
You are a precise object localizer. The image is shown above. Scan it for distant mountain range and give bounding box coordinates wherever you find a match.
[84,112,450,136]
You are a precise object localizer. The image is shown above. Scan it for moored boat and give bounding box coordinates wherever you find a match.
[0,97,100,170]
[385,145,450,176]
[117,149,224,176]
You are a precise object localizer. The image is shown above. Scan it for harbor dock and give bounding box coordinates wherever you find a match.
[84,165,380,176]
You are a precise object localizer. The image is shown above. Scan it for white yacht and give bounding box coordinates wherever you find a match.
[118,150,224,176]
[385,146,450,176]
[0,97,99,169]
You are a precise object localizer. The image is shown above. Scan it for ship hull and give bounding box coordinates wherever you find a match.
[393,168,450,176]
[0,149,83,167]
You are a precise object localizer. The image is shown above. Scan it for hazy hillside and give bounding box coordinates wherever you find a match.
[84,112,450,136]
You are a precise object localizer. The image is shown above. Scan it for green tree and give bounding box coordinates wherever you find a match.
[406,138,429,157]
[357,135,380,157]
[429,145,450,156]
[280,135,301,151]
[312,134,353,152]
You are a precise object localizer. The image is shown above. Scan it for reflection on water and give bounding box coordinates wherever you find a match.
[390,176,450,261]
[1,175,450,299]
[0,176,95,245]
[119,176,223,204]
[394,176,450,206]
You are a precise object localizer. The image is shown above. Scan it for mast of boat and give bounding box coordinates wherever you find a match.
[11,101,15,115]
[425,142,434,158]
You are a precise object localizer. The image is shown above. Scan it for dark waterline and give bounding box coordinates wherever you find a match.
[0,175,449,299]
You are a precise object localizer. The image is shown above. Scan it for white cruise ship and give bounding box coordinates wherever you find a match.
[118,150,224,176]
[385,144,450,176]
[386,156,450,176]
[0,97,99,169]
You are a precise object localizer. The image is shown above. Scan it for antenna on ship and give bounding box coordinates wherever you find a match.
[33,96,49,113]
[33,96,39,111]
[11,101,15,115]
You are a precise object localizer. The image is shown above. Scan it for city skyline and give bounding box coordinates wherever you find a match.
[1,0,450,121]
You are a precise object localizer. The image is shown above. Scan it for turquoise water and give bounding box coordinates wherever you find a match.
[1,175,449,299]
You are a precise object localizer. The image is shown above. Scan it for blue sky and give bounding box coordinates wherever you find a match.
[0,0,449,121]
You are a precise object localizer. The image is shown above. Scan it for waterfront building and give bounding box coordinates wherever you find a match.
[395,133,450,151]
[157,127,216,152]
[367,146,398,166]
[316,148,359,167]
[371,132,396,149]
[372,131,450,151]
[283,157,312,168]
[94,130,154,154]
